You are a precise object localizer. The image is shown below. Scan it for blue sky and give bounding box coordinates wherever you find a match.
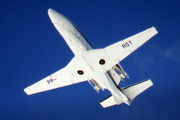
[1,0,180,120]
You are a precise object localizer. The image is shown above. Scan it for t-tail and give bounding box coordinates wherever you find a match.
[100,79,153,108]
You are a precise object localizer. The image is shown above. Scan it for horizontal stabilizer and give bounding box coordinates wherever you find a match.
[100,95,123,108]
[100,79,153,108]
[122,79,153,101]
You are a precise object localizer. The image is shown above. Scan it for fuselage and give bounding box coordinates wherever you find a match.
[48,9,93,55]
[48,9,129,103]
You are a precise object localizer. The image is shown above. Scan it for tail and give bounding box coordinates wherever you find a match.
[100,79,153,108]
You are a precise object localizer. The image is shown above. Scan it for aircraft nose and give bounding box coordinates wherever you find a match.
[48,8,54,15]
[48,8,57,16]
[48,8,64,24]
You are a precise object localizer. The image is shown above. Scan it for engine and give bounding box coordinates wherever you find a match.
[112,63,129,80]
[88,79,102,93]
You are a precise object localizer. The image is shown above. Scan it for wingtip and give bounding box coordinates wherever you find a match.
[148,26,158,34]
[24,87,30,95]
[48,8,52,11]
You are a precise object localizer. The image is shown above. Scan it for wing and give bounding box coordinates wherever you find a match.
[83,27,158,72]
[105,27,158,64]
[24,56,89,95]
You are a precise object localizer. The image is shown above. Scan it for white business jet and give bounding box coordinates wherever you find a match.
[24,9,158,108]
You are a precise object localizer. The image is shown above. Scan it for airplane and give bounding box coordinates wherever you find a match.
[24,9,158,108]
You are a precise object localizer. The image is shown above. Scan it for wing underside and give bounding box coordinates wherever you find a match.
[24,67,72,95]
[105,27,158,64]
[82,27,158,72]
[24,56,89,95]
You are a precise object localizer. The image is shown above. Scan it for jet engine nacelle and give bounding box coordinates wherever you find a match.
[113,63,129,80]
[88,79,102,93]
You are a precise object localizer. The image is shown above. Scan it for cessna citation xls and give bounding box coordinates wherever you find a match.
[24,9,158,108]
